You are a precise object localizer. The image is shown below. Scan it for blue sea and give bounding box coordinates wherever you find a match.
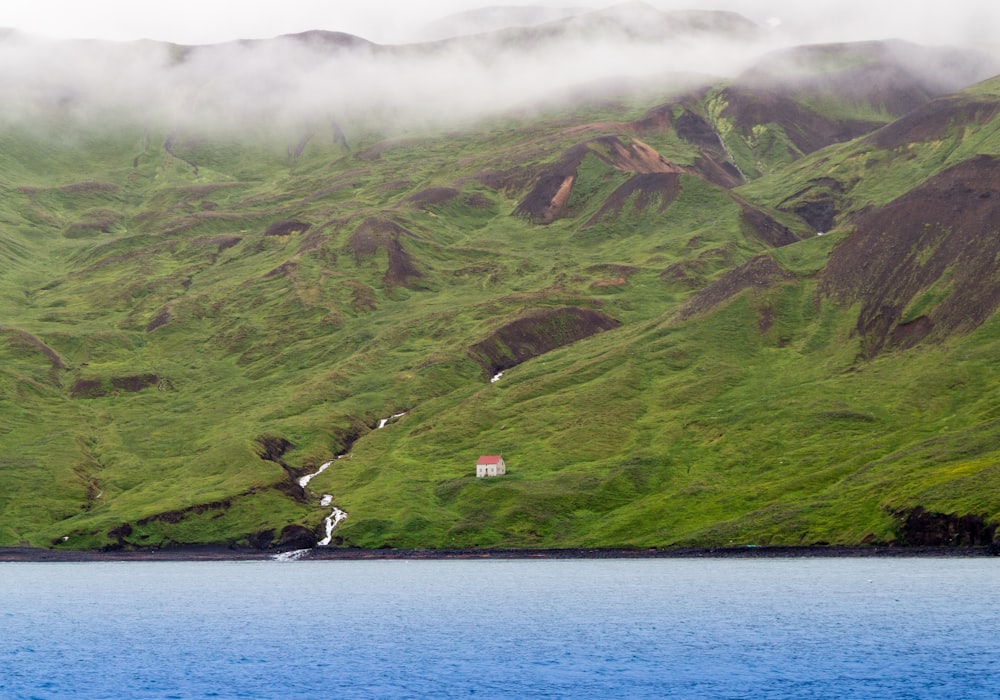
[2,557,998,698]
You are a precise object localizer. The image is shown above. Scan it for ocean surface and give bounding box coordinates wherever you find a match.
[2,557,998,698]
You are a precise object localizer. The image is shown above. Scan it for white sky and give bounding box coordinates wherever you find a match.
[0,0,997,47]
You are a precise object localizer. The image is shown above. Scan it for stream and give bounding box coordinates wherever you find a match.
[276,411,406,559]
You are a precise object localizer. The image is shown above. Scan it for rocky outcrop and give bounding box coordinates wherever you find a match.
[276,524,318,550]
[896,507,997,546]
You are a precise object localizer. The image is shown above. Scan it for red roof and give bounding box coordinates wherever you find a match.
[477,455,503,465]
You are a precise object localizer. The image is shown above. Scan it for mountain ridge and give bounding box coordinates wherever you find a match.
[0,26,999,551]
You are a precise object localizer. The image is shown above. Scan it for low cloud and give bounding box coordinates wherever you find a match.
[0,3,997,139]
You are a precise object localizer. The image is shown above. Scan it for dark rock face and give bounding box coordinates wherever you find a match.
[277,524,318,550]
[106,523,133,549]
[792,199,836,233]
[248,529,275,549]
[898,507,997,546]
[674,109,720,150]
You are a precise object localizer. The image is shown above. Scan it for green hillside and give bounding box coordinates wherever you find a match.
[1,40,999,551]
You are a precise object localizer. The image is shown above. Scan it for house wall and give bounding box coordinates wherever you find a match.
[476,459,506,477]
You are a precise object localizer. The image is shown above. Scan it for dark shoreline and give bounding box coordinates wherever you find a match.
[0,544,996,562]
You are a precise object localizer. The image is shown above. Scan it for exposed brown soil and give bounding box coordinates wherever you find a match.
[348,217,423,287]
[1,328,68,369]
[264,219,311,237]
[868,97,1000,150]
[253,435,310,499]
[660,247,735,291]
[263,260,297,278]
[584,172,681,226]
[59,180,122,194]
[821,155,1000,357]
[146,306,171,332]
[404,187,459,206]
[692,154,743,189]
[466,192,493,209]
[190,234,243,251]
[111,374,160,392]
[632,98,742,188]
[137,498,238,527]
[678,254,794,320]
[514,168,580,224]
[468,306,620,376]
[514,136,683,224]
[70,374,160,398]
[660,262,702,290]
[725,86,883,156]
[65,209,122,237]
[586,264,640,277]
[738,201,800,247]
[254,435,294,466]
[473,167,538,195]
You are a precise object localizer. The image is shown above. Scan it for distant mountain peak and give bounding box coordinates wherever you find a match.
[416,5,587,41]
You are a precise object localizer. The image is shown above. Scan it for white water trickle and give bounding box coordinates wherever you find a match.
[491,371,504,383]
[318,507,348,546]
[320,494,333,507]
[378,411,407,429]
[271,549,311,562]
[299,460,333,488]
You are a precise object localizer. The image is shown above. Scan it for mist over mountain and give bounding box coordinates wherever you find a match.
[2,2,1000,552]
[0,2,994,138]
[0,6,771,134]
[416,5,588,41]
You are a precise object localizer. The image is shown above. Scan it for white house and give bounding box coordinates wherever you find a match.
[476,455,506,478]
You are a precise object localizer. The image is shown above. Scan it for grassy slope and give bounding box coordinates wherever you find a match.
[1,75,999,550]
